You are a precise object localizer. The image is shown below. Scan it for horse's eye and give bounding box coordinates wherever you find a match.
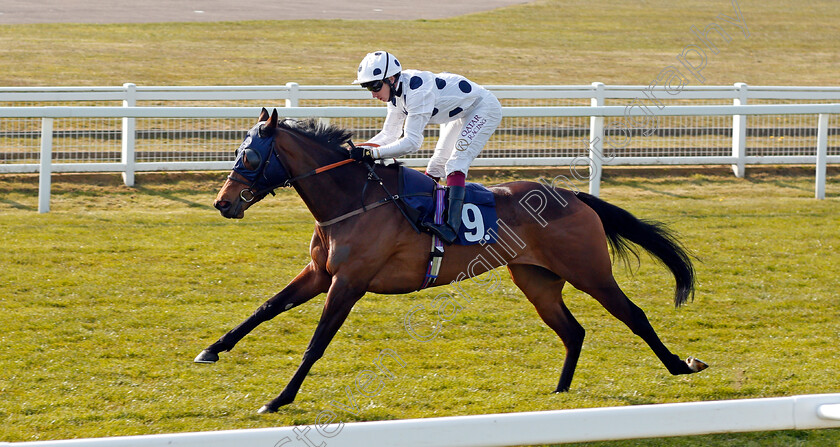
[243,148,262,170]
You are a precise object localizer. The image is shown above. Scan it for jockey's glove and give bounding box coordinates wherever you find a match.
[350,146,375,165]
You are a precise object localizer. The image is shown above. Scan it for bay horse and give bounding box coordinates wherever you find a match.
[196,108,707,413]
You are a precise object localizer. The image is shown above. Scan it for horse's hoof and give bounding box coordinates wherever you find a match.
[194,350,219,364]
[686,356,708,372]
[257,405,276,414]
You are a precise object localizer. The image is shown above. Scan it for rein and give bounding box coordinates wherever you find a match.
[292,158,356,183]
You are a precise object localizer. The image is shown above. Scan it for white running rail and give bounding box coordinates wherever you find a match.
[0,103,836,212]
[2,393,839,447]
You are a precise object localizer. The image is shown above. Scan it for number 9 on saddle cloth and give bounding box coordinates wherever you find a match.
[399,167,498,245]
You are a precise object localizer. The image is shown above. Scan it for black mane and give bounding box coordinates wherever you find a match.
[279,118,354,156]
[276,118,402,169]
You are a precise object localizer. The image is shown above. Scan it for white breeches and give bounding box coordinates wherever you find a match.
[425,92,502,179]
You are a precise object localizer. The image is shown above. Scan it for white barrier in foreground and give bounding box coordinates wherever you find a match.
[4,394,840,447]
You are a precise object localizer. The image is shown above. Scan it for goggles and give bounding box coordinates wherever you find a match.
[361,80,385,92]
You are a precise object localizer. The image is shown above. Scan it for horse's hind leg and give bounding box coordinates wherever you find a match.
[508,264,584,393]
[194,262,330,363]
[575,278,700,376]
[548,223,705,379]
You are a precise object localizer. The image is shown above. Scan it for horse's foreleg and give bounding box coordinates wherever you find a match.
[194,262,330,363]
[258,276,364,413]
[508,265,584,393]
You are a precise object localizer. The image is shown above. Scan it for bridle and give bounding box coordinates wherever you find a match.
[227,128,355,203]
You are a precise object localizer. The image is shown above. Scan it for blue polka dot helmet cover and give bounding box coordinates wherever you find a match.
[354,51,402,84]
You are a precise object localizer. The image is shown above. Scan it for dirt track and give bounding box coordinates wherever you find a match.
[0,0,530,24]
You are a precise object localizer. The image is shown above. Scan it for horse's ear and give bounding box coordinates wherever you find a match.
[258,107,270,122]
[267,108,279,128]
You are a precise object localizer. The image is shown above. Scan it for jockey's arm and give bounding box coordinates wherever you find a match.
[364,106,404,148]
[370,112,431,159]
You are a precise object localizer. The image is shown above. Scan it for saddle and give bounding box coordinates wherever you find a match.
[395,166,500,289]
[398,166,498,246]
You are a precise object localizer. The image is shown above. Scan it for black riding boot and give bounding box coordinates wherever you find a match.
[422,185,465,245]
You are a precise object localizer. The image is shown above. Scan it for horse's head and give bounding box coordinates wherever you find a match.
[214,108,290,219]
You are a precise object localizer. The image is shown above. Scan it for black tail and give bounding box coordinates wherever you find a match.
[576,192,696,307]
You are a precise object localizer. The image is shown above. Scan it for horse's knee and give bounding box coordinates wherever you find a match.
[556,315,584,348]
[254,293,302,321]
[569,325,585,347]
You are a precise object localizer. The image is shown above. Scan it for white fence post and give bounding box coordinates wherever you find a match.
[285,82,300,107]
[731,82,748,178]
[589,82,606,196]
[38,117,53,214]
[815,113,829,199]
[121,83,137,187]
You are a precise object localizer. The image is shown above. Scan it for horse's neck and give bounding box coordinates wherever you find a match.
[295,163,398,225]
[276,131,378,223]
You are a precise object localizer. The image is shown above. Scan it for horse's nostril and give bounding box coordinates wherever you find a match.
[215,200,230,211]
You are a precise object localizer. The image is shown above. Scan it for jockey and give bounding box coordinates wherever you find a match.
[351,51,503,244]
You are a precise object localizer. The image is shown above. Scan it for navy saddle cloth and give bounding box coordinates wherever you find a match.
[398,167,498,245]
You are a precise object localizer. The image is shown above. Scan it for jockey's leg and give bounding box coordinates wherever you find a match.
[443,171,466,243]
[424,93,502,244]
[444,92,503,180]
[422,119,463,243]
[425,120,460,180]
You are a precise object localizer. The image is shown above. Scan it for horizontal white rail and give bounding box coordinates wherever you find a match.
[1,103,840,118]
[0,102,837,211]
[1,156,838,174]
[3,83,840,102]
[0,106,382,119]
[2,394,839,447]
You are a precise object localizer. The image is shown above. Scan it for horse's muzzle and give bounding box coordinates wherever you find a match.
[214,199,244,219]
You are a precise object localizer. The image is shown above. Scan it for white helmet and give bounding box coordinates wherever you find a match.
[353,51,401,84]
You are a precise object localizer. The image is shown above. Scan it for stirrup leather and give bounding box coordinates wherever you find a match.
[422,185,465,245]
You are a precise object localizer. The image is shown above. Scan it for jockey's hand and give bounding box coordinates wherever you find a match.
[350,145,375,164]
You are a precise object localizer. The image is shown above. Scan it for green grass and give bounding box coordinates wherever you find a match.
[1,0,840,444]
[1,168,839,445]
[1,0,839,86]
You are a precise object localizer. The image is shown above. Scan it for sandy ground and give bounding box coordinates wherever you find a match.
[0,0,531,24]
